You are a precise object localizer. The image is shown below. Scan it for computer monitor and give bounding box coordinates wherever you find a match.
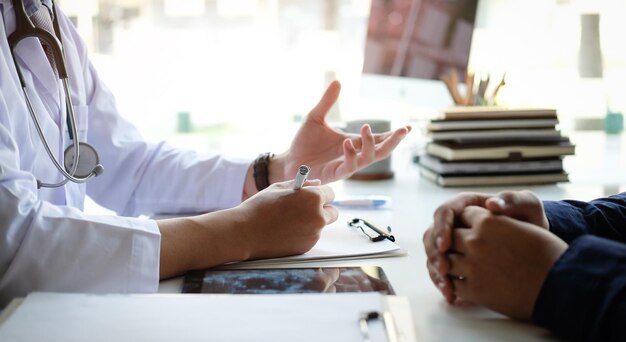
[361,0,480,109]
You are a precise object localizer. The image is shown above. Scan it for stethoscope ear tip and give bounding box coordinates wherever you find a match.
[93,165,104,176]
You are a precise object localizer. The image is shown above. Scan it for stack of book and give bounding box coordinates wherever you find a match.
[419,107,576,187]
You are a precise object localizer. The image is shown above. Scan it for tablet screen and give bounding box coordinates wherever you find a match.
[181,266,394,295]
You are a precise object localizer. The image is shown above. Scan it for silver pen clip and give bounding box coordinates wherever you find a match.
[359,311,400,342]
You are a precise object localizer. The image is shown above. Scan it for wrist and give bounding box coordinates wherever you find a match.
[245,152,286,200]
[268,152,286,184]
[157,211,251,279]
[243,163,256,200]
[199,209,252,263]
[252,152,273,191]
[157,217,202,278]
[186,211,251,268]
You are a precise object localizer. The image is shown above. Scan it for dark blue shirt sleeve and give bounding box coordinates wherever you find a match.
[543,192,626,244]
[532,192,626,341]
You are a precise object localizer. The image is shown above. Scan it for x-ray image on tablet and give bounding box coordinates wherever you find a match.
[181,266,394,295]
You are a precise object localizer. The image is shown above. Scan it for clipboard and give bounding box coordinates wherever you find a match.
[0,292,417,342]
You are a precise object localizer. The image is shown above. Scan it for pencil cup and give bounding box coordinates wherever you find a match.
[177,111,192,133]
[344,119,394,180]
[605,110,624,135]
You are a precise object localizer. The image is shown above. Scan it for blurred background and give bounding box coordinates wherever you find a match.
[57,0,626,156]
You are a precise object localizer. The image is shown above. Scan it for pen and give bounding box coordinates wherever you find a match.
[293,165,310,190]
[474,75,490,105]
[440,71,463,105]
[330,196,389,209]
[464,71,475,105]
[449,68,463,105]
[489,73,506,104]
[359,311,399,342]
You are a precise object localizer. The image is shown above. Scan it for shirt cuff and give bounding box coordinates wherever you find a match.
[543,201,588,243]
[206,157,252,210]
[124,218,161,293]
[532,235,626,340]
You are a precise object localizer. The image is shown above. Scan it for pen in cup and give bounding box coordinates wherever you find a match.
[489,73,506,105]
[293,165,310,190]
[464,71,475,105]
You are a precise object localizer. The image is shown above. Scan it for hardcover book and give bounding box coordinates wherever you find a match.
[440,107,558,120]
[426,140,576,161]
[420,167,569,187]
[418,155,564,174]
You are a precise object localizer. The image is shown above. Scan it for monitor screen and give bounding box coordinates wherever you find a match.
[361,0,480,108]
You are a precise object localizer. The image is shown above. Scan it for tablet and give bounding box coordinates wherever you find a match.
[181,266,394,295]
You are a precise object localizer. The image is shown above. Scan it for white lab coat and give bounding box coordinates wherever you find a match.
[0,1,251,307]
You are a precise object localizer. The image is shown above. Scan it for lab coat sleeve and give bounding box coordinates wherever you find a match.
[72,36,251,216]
[0,122,160,308]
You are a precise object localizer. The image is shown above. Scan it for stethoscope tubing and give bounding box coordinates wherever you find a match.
[6,0,101,188]
[22,79,86,188]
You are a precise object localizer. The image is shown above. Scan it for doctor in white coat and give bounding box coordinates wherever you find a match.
[0,0,411,307]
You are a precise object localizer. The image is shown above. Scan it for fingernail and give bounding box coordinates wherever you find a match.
[433,260,440,270]
[436,236,444,250]
[493,197,507,209]
[437,281,445,290]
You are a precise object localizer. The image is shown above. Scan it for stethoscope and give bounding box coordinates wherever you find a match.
[7,0,103,189]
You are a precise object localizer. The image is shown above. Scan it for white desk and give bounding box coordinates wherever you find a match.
[158,130,625,341]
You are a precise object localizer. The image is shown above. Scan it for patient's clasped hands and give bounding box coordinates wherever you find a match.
[423,191,568,320]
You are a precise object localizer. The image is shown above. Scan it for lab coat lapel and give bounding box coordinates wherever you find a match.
[14,39,60,99]
[2,0,62,116]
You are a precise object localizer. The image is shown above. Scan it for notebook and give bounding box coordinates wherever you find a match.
[427,117,559,131]
[224,211,404,268]
[418,155,564,175]
[426,139,576,161]
[427,128,562,142]
[440,107,558,120]
[420,167,569,187]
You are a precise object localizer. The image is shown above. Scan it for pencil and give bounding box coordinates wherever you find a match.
[464,71,474,106]
[490,73,506,103]
[449,68,464,106]
[440,72,463,105]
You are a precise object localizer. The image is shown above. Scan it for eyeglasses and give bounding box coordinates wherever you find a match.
[349,218,395,242]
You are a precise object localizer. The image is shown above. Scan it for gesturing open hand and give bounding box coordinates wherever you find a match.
[275,80,411,184]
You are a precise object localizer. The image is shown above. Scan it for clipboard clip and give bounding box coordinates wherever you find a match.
[359,311,400,342]
[349,218,395,242]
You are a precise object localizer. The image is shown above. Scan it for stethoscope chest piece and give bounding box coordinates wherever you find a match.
[10,0,104,188]
[63,142,99,178]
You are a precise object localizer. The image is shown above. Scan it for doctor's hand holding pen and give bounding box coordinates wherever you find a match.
[158,177,337,279]
[242,80,412,199]
[158,80,410,280]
